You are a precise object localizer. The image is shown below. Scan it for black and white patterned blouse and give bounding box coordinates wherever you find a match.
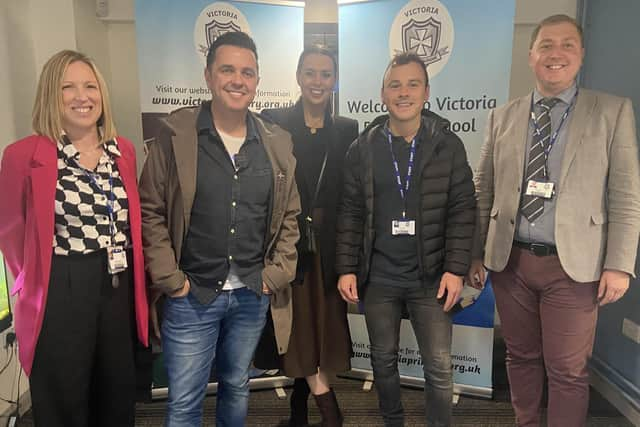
[53,136,130,255]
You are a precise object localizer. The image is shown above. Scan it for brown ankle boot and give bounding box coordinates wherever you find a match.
[313,389,343,427]
[289,378,310,427]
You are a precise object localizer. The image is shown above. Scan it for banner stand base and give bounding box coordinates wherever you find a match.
[151,376,294,400]
[340,368,493,399]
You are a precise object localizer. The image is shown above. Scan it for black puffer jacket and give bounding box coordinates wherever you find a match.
[335,110,476,294]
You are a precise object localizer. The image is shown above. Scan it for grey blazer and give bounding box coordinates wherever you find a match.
[473,88,640,283]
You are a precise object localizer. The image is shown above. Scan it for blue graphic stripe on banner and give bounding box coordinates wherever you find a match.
[453,279,496,328]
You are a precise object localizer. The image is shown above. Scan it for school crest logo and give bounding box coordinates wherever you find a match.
[390,0,454,78]
[205,19,242,48]
[194,2,251,64]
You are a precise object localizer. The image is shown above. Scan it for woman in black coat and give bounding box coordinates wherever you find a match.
[261,47,358,427]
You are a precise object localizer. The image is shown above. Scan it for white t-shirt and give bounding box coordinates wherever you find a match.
[217,128,245,169]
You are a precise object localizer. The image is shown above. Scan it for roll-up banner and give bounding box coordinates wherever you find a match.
[135,0,303,124]
[338,0,516,397]
[134,0,304,396]
[338,0,515,167]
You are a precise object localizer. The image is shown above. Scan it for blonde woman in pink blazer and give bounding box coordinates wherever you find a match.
[0,50,148,427]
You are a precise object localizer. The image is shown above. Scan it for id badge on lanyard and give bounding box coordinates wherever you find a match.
[392,219,415,236]
[525,180,554,199]
[107,246,127,274]
[81,159,128,282]
[387,129,417,236]
[103,175,127,277]
[527,90,578,200]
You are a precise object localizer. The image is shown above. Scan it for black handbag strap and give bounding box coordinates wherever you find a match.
[310,149,329,215]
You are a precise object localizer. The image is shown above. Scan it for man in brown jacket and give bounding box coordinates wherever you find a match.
[139,32,300,426]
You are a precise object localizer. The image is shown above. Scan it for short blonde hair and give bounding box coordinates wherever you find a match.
[32,50,116,142]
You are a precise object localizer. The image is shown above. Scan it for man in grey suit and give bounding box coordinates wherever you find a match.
[469,14,640,427]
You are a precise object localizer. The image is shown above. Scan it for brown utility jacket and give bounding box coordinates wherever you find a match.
[139,105,300,354]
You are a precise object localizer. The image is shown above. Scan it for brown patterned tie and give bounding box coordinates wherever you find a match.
[520,97,559,222]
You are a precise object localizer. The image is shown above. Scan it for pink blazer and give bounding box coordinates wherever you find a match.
[0,135,149,376]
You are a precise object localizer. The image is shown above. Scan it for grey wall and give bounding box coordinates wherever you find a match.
[581,0,640,407]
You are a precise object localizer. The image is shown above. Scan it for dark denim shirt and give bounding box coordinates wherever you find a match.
[180,102,273,304]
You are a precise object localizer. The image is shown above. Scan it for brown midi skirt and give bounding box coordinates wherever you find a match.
[280,254,352,378]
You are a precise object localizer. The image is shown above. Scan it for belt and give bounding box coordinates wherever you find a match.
[513,241,557,256]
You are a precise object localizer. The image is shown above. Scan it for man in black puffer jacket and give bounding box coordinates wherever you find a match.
[335,53,475,427]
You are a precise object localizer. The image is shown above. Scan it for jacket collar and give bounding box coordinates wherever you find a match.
[158,103,296,221]
[364,109,451,142]
[362,110,453,174]
[196,100,261,144]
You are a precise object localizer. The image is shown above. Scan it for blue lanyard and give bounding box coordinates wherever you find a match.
[386,129,416,219]
[75,157,117,245]
[529,90,578,178]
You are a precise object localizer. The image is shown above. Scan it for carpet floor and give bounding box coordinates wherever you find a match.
[16,337,633,426]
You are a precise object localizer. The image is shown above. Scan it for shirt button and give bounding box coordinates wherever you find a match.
[230,228,235,234]
[234,174,238,180]
[228,255,233,261]
[531,223,536,227]
[232,201,236,207]
[217,280,223,285]
[510,219,515,225]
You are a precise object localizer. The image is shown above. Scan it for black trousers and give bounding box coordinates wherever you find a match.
[29,250,136,427]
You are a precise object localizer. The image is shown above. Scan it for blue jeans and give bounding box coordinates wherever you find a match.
[363,283,453,427]
[162,287,270,427]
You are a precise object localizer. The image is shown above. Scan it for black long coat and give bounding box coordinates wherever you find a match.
[261,101,359,290]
